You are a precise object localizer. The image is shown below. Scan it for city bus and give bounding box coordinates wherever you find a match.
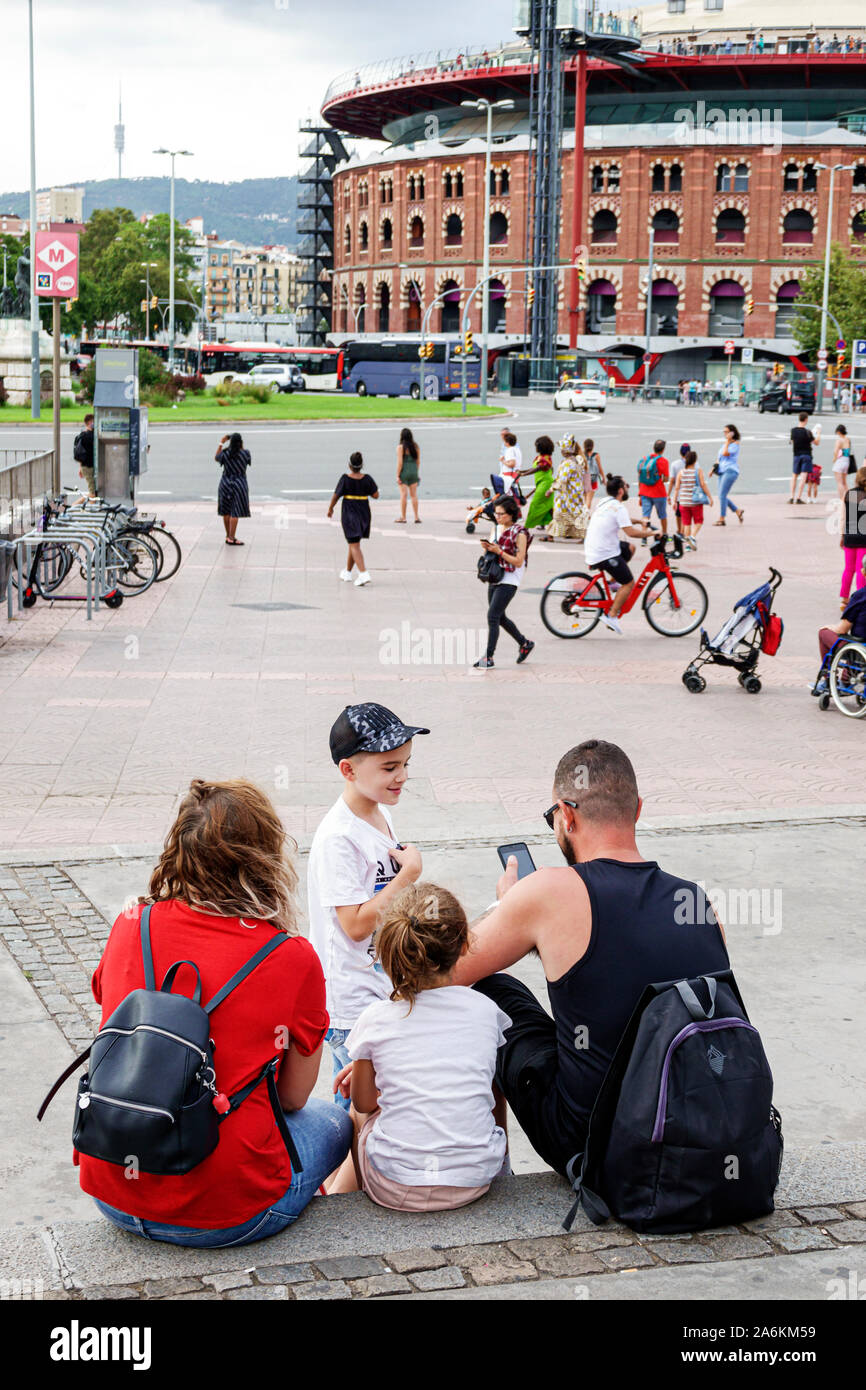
[198,342,344,390]
[340,339,481,399]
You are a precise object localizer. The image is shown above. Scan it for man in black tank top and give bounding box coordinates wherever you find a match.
[451,739,729,1177]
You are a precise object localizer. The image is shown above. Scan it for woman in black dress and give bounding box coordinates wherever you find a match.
[326,451,378,586]
[215,432,251,545]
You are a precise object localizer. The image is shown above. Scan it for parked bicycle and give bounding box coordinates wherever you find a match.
[540,534,709,639]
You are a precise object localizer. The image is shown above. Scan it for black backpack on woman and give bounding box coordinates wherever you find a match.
[37,905,302,1176]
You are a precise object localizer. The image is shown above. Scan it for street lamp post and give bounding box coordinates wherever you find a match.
[461,98,514,407]
[153,148,192,372]
[816,162,855,415]
[28,0,40,419]
[643,228,655,398]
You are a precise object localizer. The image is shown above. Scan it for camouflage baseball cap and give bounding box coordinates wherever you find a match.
[329,703,430,764]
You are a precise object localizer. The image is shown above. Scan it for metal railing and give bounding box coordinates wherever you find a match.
[323,21,643,105]
[0,450,54,541]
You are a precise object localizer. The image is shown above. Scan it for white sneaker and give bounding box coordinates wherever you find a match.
[354,571,371,586]
[601,613,623,634]
[339,569,353,582]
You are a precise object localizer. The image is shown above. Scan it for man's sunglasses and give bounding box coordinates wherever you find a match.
[543,799,579,830]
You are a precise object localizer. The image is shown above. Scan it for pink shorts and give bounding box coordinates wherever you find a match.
[680,503,704,525]
[357,1114,491,1212]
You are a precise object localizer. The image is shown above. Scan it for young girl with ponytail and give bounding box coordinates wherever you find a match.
[327,883,510,1210]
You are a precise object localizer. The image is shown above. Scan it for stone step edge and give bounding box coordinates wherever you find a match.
[3,805,865,870]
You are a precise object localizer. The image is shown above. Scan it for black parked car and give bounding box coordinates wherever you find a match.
[758,381,816,414]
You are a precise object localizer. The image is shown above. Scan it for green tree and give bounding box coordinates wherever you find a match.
[791,245,866,361]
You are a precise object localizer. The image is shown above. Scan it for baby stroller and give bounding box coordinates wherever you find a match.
[465,472,526,533]
[682,568,783,694]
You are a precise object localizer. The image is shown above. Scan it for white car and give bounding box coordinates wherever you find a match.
[553,378,607,412]
[242,363,306,393]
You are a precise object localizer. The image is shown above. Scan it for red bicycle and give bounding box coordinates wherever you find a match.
[540,535,709,639]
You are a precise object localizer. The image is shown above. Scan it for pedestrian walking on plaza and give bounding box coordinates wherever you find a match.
[637,438,670,540]
[215,432,251,545]
[547,434,590,540]
[839,465,866,610]
[498,430,523,495]
[712,423,744,526]
[395,427,421,524]
[328,451,378,586]
[583,437,605,510]
[523,435,556,531]
[832,424,855,500]
[788,412,821,505]
[73,414,97,498]
[671,449,714,549]
[474,494,534,668]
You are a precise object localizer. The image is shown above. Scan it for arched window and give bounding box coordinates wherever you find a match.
[716,163,731,192]
[417,174,425,200]
[854,165,866,192]
[359,221,368,251]
[439,280,461,333]
[591,164,605,193]
[650,279,679,334]
[733,163,749,192]
[586,278,617,334]
[444,171,453,197]
[408,175,416,200]
[802,163,818,192]
[782,209,814,245]
[775,280,800,336]
[708,279,744,335]
[381,217,393,249]
[488,278,506,331]
[455,171,464,197]
[445,213,463,246]
[358,180,369,209]
[852,211,866,243]
[716,208,746,244]
[344,224,351,255]
[354,284,366,333]
[591,209,618,244]
[500,168,510,195]
[607,164,620,192]
[339,287,348,334]
[669,163,682,192]
[409,215,424,248]
[652,208,679,243]
[783,163,800,192]
[489,169,497,195]
[378,283,390,333]
[489,211,508,245]
[651,163,666,192]
[406,280,423,332]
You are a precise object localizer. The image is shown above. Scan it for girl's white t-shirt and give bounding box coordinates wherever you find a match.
[347,987,511,1187]
[500,445,522,483]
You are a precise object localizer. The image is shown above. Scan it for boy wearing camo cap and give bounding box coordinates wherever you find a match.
[307,703,429,1108]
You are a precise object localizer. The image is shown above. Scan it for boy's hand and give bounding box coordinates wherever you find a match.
[497,854,519,901]
[391,842,422,881]
[333,1062,353,1101]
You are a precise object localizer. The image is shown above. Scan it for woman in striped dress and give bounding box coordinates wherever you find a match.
[215,433,251,545]
[671,449,713,549]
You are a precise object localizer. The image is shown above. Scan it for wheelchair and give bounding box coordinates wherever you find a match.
[813,638,866,718]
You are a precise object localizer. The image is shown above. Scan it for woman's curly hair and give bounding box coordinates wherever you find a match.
[143,779,298,932]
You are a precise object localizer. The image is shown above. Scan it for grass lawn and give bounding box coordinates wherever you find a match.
[0,395,507,425]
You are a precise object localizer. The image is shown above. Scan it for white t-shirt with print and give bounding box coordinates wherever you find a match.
[584,496,632,567]
[307,796,396,1028]
[500,444,522,484]
[347,987,511,1187]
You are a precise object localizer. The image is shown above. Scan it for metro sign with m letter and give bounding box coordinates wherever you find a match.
[34,230,79,298]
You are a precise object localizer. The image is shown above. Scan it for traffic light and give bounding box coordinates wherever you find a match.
[576,259,587,283]
[418,342,425,360]
[151,295,158,309]
[527,284,535,307]
[745,297,754,316]
[464,329,473,354]
[773,362,784,377]
[140,299,148,312]
[837,350,845,372]
[426,341,434,359]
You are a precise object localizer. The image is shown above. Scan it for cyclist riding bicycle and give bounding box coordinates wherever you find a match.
[584,475,654,634]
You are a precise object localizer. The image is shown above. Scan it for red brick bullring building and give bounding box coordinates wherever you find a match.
[315,11,866,385]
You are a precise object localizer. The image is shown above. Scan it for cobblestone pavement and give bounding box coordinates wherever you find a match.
[20,1203,866,1301]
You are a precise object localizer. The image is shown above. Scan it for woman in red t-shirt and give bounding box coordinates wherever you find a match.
[81,779,352,1248]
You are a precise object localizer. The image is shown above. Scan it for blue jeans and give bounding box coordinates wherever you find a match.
[93,1098,352,1249]
[326,1027,352,1112]
[640,494,667,522]
[718,469,740,517]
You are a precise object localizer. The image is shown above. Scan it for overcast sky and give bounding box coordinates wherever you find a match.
[1,0,517,193]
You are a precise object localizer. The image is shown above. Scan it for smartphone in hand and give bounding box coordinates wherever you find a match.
[497,842,537,879]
